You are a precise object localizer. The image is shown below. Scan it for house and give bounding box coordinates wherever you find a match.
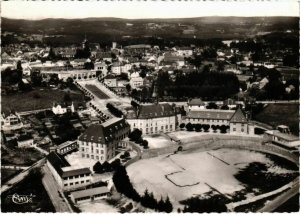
[94,62,108,77]
[111,62,122,75]
[185,107,251,134]
[1,113,24,132]
[56,141,79,155]
[187,99,206,111]
[77,118,130,162]
[103,74,118,87]
[52,102,75,115]
[47,151,92,191]
[17,134,34,148]
[70,186,110,204]
[129,72,144,89]
[126,103,179,135]
[176,47,193,57]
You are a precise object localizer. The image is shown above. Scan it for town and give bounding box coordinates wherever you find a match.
[1,9,299,214]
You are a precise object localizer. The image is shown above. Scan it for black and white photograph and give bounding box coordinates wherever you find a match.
[0,0,299,213]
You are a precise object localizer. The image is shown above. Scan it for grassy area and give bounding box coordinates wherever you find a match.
[1,168,22,183]
[1,146,45,166]
[2,87,85,113]
[253,104,299,136]
[1,169,56,212]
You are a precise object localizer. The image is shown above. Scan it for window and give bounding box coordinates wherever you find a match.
[81,148,85,152]
[91,155,94,159]
[161,126,164,130]
[64,183,68,186]
[96,149,99,154]
[81,181,84,184]
[70,183,73,186]
[87,154,90,158]
[241,128,244,132]
[165,125,168,129]
[101,150,104,154]
[233,128,236,132]
[170,125,172,129]
[82,154,85,158]
[75,182,79,185]
[86,180,90,183]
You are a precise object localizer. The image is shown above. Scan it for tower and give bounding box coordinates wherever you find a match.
[152,83,158,104]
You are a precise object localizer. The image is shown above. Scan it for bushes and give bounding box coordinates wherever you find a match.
[106,103,123,117]
[128,129,142,142]
[179,123,185,129]
[93,159,121,173]
[141,190,173,212]
[186,123,193,131]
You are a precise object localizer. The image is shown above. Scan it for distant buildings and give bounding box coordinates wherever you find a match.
[78,118,130,163]
[126,103,179,135]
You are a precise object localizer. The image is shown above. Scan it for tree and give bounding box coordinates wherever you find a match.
[179,123,185,129]
[102,161,111,172]
[93,161,102,173]
[141,189,150,207]
[206,102,218,109]
[186,123,193,131]
[142,140,149,149]
[124,151,130,158]
[128,129,142,142]
[164,196,173,213]
[126,84,131,92]
[195,124,202,132]
[221,105,229,110]
[158,196,165,212]
[112,165,140,201]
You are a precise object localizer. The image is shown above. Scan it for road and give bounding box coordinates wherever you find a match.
[41,165,73,212]
[1,165,29,170]
[258,177,299,212]
[1,158,46,194]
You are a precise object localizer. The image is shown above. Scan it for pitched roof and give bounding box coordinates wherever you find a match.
[78,118,129,144]
[47,152,91,178]
[71,186,110,199]
[126,103,175,119]
[188,99,205,106]
[187,109,235,120]
[229,107,248,123]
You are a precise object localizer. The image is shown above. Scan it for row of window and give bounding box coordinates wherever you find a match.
[64,174,90,180]
[81,148,105,154]
[189,119,228,123]
[64,179,90,186]
[133,120,174,128]
[80,142,105,148]
[82,153,105,161]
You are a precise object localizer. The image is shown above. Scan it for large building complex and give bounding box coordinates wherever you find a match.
[78,118,130,162]
[125,103,180,135]
[185,107,251,134]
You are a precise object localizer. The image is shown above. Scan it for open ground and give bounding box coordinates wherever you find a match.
[127,148,296,210]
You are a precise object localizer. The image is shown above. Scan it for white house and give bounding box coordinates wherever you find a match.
[129,72,144,89]
[1,113,24,132]
[52,102,75,115]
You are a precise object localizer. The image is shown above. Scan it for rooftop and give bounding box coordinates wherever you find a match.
[71,186,110,199]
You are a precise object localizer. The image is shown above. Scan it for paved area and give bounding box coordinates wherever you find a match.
[41,165,72,212]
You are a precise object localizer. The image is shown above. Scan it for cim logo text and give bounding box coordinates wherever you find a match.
[7,193,36,204]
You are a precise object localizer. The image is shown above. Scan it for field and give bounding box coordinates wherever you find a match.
[1,169,55,212]
[253,104,299,136]
[85,84,110,99]
[2,88,85,113]
[2,146,45,166]
[127,148,295,209]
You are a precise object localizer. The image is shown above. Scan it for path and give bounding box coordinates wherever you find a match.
[1,165,29,170]
[258,178,299,212]
[1,158,46,193]
[41,165,73,212]
[33,145,49,155]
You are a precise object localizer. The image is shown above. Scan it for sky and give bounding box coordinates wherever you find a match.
[1,1,299,20]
